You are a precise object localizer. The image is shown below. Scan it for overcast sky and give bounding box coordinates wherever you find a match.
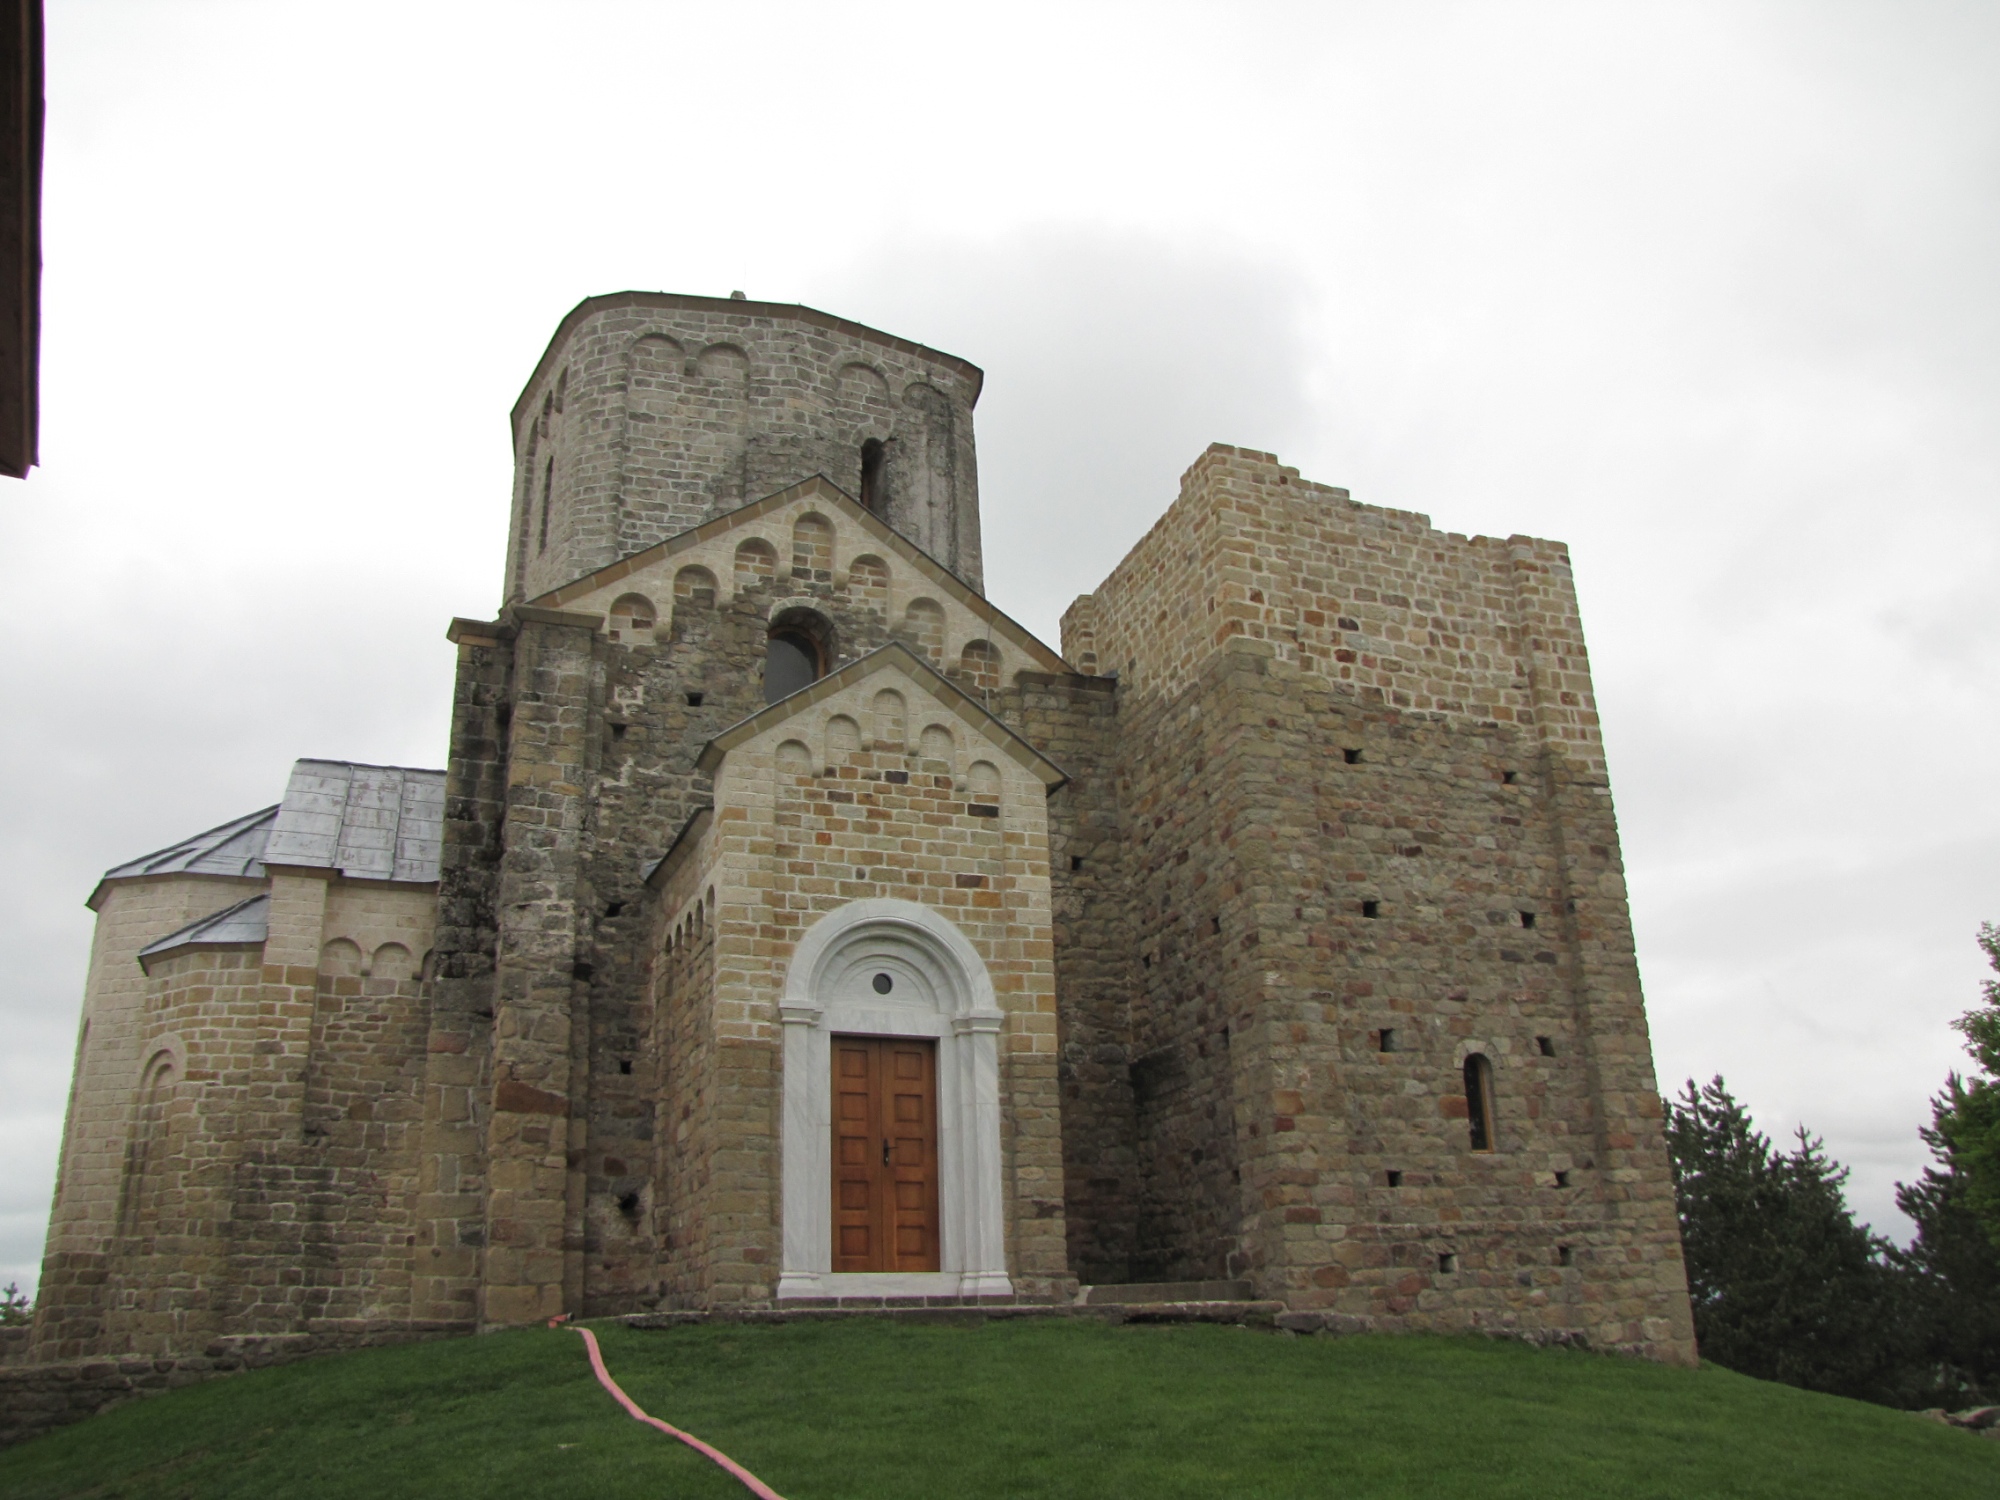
[3,0,1996,1294]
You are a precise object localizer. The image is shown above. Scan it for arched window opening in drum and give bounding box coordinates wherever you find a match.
[765,608,835,705]
[859,438,887,516]
[536,458,554,554]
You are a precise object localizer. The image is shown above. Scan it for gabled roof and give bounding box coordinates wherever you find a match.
[136,893,270,975]
[93,759,448,909]
[525,474,1071,677]
[694,641,1068,788]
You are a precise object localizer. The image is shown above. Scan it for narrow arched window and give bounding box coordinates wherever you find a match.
[765,631,818,703]
[859,438,886,515]
[1464,1053,1497,1152]
[765,607,834,705]
[537,458,554,554]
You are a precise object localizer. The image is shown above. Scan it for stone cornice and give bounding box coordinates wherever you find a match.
[511,291,985,439]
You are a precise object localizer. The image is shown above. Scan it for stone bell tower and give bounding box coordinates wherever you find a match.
[504,292,987,606]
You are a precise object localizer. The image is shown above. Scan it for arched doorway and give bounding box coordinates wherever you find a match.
[776,898,1011,1299]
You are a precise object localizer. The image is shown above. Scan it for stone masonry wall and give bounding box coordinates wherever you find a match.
[299,907,430,1325]
[410,627,509,1332]
[1110,657,1254,1284]
[475,612,603,1328]
[648,825,720,1310]
[530,478,1058,688]
[32,875,263,1357]
[698,664,1069,1301]
[1069,444,1695,1361]
[79,945,259,1355]
[442,484,1074,1316]
[36,874,440,1362]
[998,671,1143,1284]
[507,295,986,605]
[1068,443,1604,769]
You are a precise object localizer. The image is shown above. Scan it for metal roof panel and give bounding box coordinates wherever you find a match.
[136,893,272,972]
[98,805,278,884]
[100,759,448,895]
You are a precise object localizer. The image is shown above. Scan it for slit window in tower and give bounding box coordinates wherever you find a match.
[537,458,554,554]
[859,438,886,516]
[1464,1053,1497,1152]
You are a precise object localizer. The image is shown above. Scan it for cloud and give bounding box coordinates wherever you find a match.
[810,228,1319,643]
[6,0,1999,1293]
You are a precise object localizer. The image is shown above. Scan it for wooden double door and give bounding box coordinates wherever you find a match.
[832,1035,941,1273]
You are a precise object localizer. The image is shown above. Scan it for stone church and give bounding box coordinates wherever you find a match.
[29,292,1697,1365]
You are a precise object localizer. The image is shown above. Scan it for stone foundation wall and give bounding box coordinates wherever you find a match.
[0,1328,458,1451]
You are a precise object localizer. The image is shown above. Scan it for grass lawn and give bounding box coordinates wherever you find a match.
[3,1318,1997,1499]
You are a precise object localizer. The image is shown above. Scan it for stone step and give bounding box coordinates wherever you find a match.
[1079,1280,1255,1306]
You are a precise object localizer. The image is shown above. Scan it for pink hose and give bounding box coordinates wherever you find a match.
[568,1323,789,1499]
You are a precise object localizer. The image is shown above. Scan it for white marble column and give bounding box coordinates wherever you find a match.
[775,1000,827,1298]
[953,1012,1011,1295]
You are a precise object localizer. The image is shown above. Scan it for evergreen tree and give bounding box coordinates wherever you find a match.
[1665,1076,1914,1404]
[1937,923,2000,1250]
[1892,1078,2000,1406]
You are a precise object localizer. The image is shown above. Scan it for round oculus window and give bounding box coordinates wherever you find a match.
[871,973,894,995]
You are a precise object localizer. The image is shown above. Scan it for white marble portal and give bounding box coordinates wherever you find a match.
[775,898,1012,1300]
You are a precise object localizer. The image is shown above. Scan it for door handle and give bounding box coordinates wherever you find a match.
[881,1138,891,1167]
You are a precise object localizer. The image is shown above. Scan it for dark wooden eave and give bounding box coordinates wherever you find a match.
[0,0,39,479]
